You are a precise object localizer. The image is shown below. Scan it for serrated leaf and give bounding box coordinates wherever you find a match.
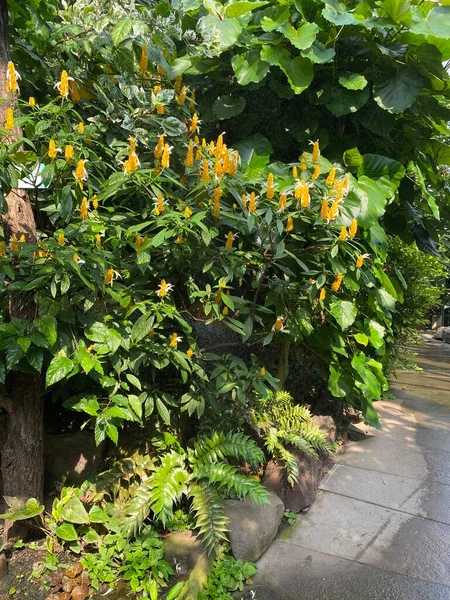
[36,315,57,347]
[46,356,74,387]
[330,300,357,330]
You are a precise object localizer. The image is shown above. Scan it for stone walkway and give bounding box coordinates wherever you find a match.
[250,336,450,599]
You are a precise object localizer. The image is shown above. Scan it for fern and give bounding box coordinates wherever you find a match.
[189,482,229,554]
[122,477,153,538]
[190,431,264,468]
[195,463,268,505]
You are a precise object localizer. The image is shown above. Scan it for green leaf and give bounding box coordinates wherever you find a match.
[358,154,405,196]
[212,94,246,119]
[354,333,369,346]
[224,0,268,18]
[162,117,188,136]
[156,397,171,424]
[35,315,57,347]
[279,22,318,50]
[326,87,370,117]
[276,51,314,94]
[302,42,336,64]
[232,48,270,85]
[234,134,273,165]
[380,0,411,23]
[88,505,109,523]
[351,177,389,226]
[61,497,90,524]
[83,527,101,544]
[126,373,142,390]
[343,147,363,169]
[330,300,357,330]
[55,522,78,542]
[46,356,74,387]
[166,582,185,600]
[200,15,243,54]
[339,73,368,90]
[16,337,30,353]
[27,346,44,372]
[111,18,133,46]
[373,67,423,114]
[0,498,44,521]
[131,314,154,342]
[427,6,450,38]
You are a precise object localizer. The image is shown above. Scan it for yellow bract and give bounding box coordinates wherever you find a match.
[338,225,347,241]
[286,216,294,232]
[139,44,148,76]
[65,145,74,161]
[58,70,70,98]
[356,255,364,268]
[349,219,358,238]
[5,107,14,131]
[80,197,89,220]
[248,191,257,213]
[320,199,329,220]
[6,62,18,94]
[312,140,320,163]
[49,139,57,159]
[104,268,114,285]
[278,192,287,211]
[331,273,343,292]
[319,288,326,301]
[78,122,85,134]
[28,96,36,107]
[225,231,234,249]
[161,143,171,169]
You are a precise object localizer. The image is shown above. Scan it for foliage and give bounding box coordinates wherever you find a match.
[198,555,257,600]
[284,509,297,527]
[251,391,334,485]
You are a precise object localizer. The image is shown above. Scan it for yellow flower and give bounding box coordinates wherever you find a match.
[0,242,5,257]
[185,140,194,168]
[72,253,79,263]
[356,255,364,268]
[349,218,358,238]
[48,139,57,159]
[156,279,174,298]
[104,268,114,285]
[266,172,275,199]
[177,85,187,105]
[74,159,87,189]
[189,90,196,112]
[320,199,329,219]
[209,141,216,156]
[195,147,202,161]
[184,206,192,219]
[19,234,25,243]
[292,165,298,178]
[174,75,183,94]
[154,134,165,160]
[326,167,336,186]
[312,140,320,163]
[331,273,343,292]
[186,346,194,358]
[156,104,165,115]
[278,192,287,212]
[273,316,284,331]
[10,234,19,252]
[57,70,71,98]
[95,233,102,247]
[338,225,347,241]
[57,232,65,245]
[312,164,321,180]
[80,196,89,220]
[170,333,181,348]
[301,151,307,171]
[190,113,199,134]
[77,121,84,134]
[176,235,183,244]
[215,134,224,157]
[248,191,257,213]
[286,216,294,232]
[139,44,148,76]
[5,107,14,131]
[225,231,234,250]
[214,157,223,179]
[201,159,210,184]
[124,151,140,174]
[161,143,172,169]
[92,195,99,210]
[6,61,19,94]
[64,145,74,161]
[260,366,266,376]
[319,288,326,301]
[329,200,340,221]
[222,306,229,316]
[212,186,222,217]
[154,193,166,215]
[241,193,248,209]
[28,96,36,107]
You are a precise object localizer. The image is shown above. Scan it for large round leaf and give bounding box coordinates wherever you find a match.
[373,66,423,114]
[276,50,314,94]
[280,22,318,50]
[198,15,243,55]
[232,48,270,85]
[357,154,405,195]
[339,73,368,90]
[428,6,450,38]
[212,95,246,119]
[302,42,336,64]
[326,87,370,117]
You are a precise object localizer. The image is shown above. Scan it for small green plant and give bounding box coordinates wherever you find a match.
[199,555,257,600]
[284,509,297,527]
[252,391,335,485]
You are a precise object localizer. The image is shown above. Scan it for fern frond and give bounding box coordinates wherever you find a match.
[190,432,264,468]
[194,464,268,505]
[277,431,318,458]
[299,423,334,452]
[122,477,153,538]
[264,427,280,454]
[278,447,299,486]
[189,482,229,554]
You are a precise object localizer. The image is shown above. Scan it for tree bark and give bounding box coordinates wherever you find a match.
[0,0,44,508]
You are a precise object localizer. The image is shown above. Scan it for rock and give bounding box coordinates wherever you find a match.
[71,584,89,600]
[433,326,450,343]
[44,430,106,489]
[263,452,325,514]
[224,492,284,562]
[311,415,337,444]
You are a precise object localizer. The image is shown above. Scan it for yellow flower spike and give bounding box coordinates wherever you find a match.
[292,165,298,178]
[338,225,347,241]
[135,235,143,248]
[229,151,239,176]
[157,279,174,298]
[329,201,340,221]
[177,85,187,106]
[139,44,148,76]
[200,159,210,184]
[356,255,364,268]
[222,306,229,316]
[157,65,165,76]
[342,174,350,193]
[174,75,183,94]
[187,347,194,358]
[194,135,200,145]
[19,234,25,243]
[154,134,165,160]
[301,151,307,171]
[248,191,257,213]
[319,288,326,301]
[212,186,222,217]
[129,137,136,153]
[208,141,216,156]
[320,199,329,220]
[241,193,249,209]
[104,268,114,285]
[349,218,358,238]
[184,206,192,219]
[190,113,199,134]
[214,157,223,179]
[6,61,19,94]
[220,280,227,289]
[74,159,87,189]
[331,273,343,292]
[312,140,320,163]
[260,366,266,376]
[176,235,183,245]
[286,216,294,232]
[312,164,321,180]
[225,231,234,250]
[202,138,207,149]
[28,96,36,107]
[58,70,70,99]
[5,107,14,131]
[154,193,166,215]
[170,333,181,348]
[57,233,65,245]
[215,134,224,157]
[266,172,275,199]
[156,104,165,115]
[189,90,196,111]
[0,242,5,257]
[222,149,231,174]
[273,316,284,331]
[72,253,79,264]
[195,148,202,161]
[326,167,336,186]
[161,143,172,169]
[64,145,74,161]
[77,121,84,134]
[278,192,287,212]
[48,139,57,159]
[10,234,19,252]
[80,196,89,220]
[153,84,162,95]
[95,234,102,247]
[92,195,99,210]
[185,140,194,168]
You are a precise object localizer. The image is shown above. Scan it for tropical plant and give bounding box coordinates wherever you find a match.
[198,554,257,600]
[251,391,335,485]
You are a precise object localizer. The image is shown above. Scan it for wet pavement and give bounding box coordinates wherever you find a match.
[250,336,450,599]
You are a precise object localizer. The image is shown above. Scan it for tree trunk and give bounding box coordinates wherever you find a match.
[0,0,44,508]
[276,337,291,388]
